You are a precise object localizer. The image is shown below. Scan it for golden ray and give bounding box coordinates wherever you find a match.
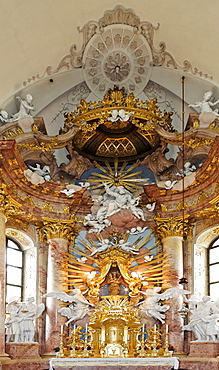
[123,170,143,179]
[134,232,154,250]
[122,162,139,174]
[85,158,144,191]
[94,162,110,175]
[114,157,119,178]
[132,236,143,246]
[87,237,98,246]
[78,239,94,252]
[119,161,129,173]
[72,243,95,256]
[90,172,112,180]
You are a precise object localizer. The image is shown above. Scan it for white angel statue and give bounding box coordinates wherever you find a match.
[118,239,139,254]
[189,91,219,115]
[108,109,133,122]
[138,287,191,323]
[12,94,35,120]
[27,163,50,181]
[90,238,111,256]
[0,110,13,123]
[182,295,219,341]
[43,288,94,326]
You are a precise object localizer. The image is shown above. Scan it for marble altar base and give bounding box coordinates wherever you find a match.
[188,341,219,357]
[180,358,219,370]
[0,359,49,370]
[5,343,41,359]
[50,357,179,370]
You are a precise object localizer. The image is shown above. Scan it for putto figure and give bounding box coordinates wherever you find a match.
[0,94,35,123]
[189,91,219,115]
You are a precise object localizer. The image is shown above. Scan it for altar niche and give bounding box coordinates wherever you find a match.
[44,229,190,359]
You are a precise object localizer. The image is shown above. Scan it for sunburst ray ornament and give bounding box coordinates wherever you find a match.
[86,157,149,192]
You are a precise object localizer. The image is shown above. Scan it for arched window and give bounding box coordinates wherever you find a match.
[6,238,23,302]
[208,238,219,299]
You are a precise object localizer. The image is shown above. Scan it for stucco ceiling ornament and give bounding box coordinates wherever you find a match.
[22,5,212,88]
[82,24,153,98]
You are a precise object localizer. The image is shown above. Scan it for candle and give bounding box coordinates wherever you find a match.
[166,324,168,333]
[154,324,156,332]
[142,324,145,333]
[61,325,63,335]
[74,325,76,335]
[85,324,88,333]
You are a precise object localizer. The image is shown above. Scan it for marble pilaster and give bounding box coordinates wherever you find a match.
[37,217,78,355]
[37,241,48,355]
[155,216,193,354]
[45,238,68,353]
[0,212,9,359]
[162,235,184,353]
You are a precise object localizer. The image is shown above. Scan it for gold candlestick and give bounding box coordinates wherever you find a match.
[58,334,65,358]
[139,327,146,357]
[83,332,90,357]
[151,326,157,357]
[163,332,170,357]
[69,331,77,357]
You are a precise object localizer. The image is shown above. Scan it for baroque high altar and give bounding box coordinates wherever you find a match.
[1,5,219,370]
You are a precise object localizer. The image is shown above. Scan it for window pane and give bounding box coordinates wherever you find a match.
[6,285,21,303]
[7,248,22,267]
[7,239,19,250]
[212,239,219,247]
[209,264,219,283]
[209,282,219,300]
[7,266,22,285]
[209,246,219,264]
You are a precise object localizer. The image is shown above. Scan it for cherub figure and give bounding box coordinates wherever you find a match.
[118,239,139,254]
[27,163,50,181]
[0,110,12,123]
[43,288,94,326]
[108,109,133,122]
[90,238,111,256]
[189,91,219,115]
[84,214,111,234]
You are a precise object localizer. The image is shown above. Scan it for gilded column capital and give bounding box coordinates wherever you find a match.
[36,216,79,242]
[155,215,194,241]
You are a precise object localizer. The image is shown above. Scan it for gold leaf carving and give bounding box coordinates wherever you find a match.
[23,196,34,205]
[197,192,208,203]
[42,203,54,212]
[36,216,78,242]
[185,138,213,148]
[155,215,192,240]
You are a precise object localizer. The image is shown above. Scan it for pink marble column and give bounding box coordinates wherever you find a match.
[0,212,10,359]
[162,235,184,353]
[37,241,48,355]
[44,238,68,354]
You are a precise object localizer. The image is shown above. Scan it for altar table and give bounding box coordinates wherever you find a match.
[49,357,179,370]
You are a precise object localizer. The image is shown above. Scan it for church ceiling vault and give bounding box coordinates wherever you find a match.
[1,5,219,236]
